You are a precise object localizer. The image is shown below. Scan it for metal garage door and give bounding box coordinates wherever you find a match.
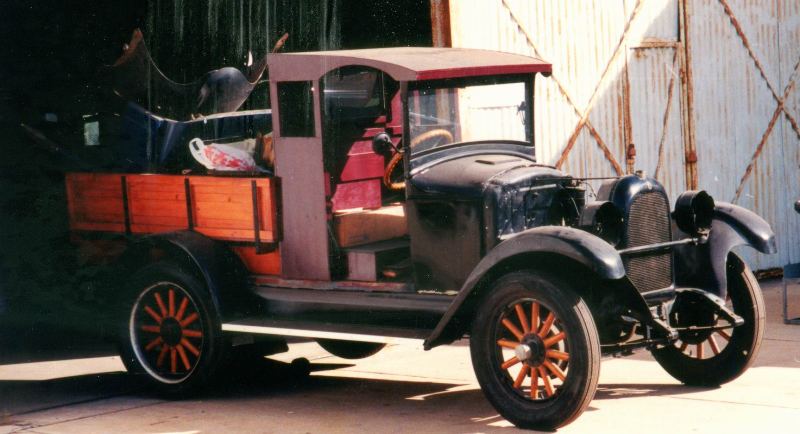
[448,0,800,269]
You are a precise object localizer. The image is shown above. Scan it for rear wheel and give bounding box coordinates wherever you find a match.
[119,263,226,397]
[651,254,764,386]
[470,271,600,430]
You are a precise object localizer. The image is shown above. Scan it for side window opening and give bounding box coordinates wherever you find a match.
[278,81,315,137]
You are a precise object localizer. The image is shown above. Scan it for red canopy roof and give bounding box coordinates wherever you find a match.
[267,47,552,82]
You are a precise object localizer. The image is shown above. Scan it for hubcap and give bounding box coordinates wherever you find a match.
[516,334,547,366]
[514,343,532,362]
[160,317,183,347]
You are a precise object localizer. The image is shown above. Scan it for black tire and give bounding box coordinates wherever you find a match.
[119,262,227,397]
[651,253,765,386]
[317,339,386,359]
[470,271,600,430]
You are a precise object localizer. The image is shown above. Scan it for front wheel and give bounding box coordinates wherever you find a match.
[470,271,600,430]
[119,263,226,397]
[651,253,765,386]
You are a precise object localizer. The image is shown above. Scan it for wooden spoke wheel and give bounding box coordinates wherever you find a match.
[652,253,765,386]
[494,299,570,401]
[120,263,226,396]
[131,283,205,384]
[670,313,733,361]
[470,271,600,430]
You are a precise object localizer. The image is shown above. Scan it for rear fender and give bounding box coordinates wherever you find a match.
[118,231,252,320]
[424,226,627,349]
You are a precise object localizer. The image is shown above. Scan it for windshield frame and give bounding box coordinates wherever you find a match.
[402,73,535,173]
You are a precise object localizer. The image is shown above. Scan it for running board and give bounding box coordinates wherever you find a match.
[222,318,429,347]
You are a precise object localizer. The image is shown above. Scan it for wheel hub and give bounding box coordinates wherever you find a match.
[160,317,183,346]
[516,334,546,366]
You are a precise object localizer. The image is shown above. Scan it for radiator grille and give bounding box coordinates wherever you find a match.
[623,191,673,293]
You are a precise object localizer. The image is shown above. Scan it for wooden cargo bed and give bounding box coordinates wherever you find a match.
[65,172,281,274]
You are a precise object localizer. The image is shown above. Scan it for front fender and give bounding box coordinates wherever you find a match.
[675,202,776,298]
[424,226,624,349]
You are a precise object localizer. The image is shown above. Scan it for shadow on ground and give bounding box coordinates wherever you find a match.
[1,352,722,434]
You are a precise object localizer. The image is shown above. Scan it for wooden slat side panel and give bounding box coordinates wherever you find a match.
[127,175,189,234]
[188,177,278,243]
[65,173,126,232]
[65,173,280,243]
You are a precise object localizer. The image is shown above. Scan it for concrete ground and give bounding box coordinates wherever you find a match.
[1,279,799,433]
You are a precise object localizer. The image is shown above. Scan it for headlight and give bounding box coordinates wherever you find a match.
[673,190,715,236]
[578,201,623,246]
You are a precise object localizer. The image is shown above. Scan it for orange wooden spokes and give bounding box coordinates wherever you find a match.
[515,304,530,334]
[530,367,540,399]
[513,365,529,389]
[176,297,189,321]
[696,343,704,359]
[182,329,203,339]
[180,312,199,328]
[708,335,721,355]
[717,329,732,341]
[137,287,206,377]
[496,299,568,401]
[145,337,163,351]
[679,341,689,352]
[543,332,566,348]
[539,313,555,337]
[546,349,570,361]
[144,306,162,324]
[497,339,519,350]
[502,318,524,341]
[141,325,161,334]
[539,367,554,397]
[176,344,191,371]
[501,356,520,370]
[168,289,175,317]
[530,302,540,333]
[543,360,566,381]
[154,292,168,317]
[180,338,200,357]
[157,345,169,367]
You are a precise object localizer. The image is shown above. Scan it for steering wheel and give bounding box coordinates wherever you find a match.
[383,129,454,191]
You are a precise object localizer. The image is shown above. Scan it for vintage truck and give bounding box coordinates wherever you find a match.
[65,47,776,429]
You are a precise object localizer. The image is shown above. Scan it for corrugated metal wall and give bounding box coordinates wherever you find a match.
[449,0,800,270]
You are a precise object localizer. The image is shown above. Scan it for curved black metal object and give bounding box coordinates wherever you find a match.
[675,201,776,298]
[108,29,268,120]
[597,174,669,216]
[423,226,625,349]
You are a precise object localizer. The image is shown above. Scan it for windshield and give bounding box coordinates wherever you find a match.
[407,77,532,155]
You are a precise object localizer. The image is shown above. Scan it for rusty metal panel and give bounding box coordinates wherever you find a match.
[778,0,800,265]
[627,0,680,40]
[689,0,787,269]
[448,0,682,185]
[450,0,632,179]
[626,46,686,200]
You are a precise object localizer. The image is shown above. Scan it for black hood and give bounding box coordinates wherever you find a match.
[409,154,566,199]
